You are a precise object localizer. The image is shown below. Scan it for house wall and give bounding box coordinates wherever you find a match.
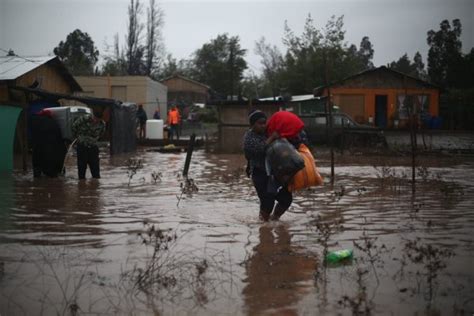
[16,63,74,94]
[75,76,168,121]
[146,78,168,121]
[0,84,9,102]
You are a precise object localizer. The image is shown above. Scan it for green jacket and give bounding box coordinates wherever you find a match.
[72,115,105,147]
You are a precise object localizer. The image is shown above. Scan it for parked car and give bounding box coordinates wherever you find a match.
[300,112,387,147]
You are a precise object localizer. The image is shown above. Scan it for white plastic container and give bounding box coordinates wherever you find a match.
[146,119,164,139]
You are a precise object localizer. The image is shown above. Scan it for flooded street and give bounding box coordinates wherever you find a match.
[1,147,474,315]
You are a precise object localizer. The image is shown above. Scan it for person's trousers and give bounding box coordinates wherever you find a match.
[77,144,100,179]
[169,124,179,140]
[251,168,292,213]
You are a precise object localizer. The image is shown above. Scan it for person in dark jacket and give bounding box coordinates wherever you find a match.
[243,109,292,221]
[153,108,161,120]
[72,112,105,180]
[31,109,67,178]
[136,104,148,139]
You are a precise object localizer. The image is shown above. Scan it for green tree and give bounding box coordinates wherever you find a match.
[388,52,426,79]
[158,54,194,79]
[277,15,373,96]
[413,51,427,80]
[358,36,374,69]
[255,37,284,98]
[427,19,463,87]
[389,53,414,74]
[53,29,99,75]
[192,34,247,98]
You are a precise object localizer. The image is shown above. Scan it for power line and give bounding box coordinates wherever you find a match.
[0,48,45,64]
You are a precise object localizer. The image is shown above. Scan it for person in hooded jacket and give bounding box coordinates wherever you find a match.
[243,109,293,221]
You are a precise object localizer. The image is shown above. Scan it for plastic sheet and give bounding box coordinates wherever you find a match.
[0,105,22,172]
[110,102,137,155]
[265,138,305,185]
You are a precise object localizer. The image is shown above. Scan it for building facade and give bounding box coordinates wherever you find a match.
[75,76,168,121]
[314,66,440,128]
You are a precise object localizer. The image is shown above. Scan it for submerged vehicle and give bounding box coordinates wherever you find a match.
[300,112,387,147]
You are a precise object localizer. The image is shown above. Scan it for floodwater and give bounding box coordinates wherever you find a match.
[1,146,474,315]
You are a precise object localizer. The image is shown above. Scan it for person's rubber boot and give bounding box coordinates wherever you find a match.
[259,210,271,222]
[270,204,287,221]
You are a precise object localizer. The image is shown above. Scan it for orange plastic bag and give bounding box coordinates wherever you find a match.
[287,144,324,192]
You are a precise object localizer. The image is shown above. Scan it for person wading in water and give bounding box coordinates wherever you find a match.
[243,109,293,221]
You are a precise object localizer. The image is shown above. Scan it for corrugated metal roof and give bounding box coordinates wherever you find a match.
[259,94,323,102]
[0,56,56,80]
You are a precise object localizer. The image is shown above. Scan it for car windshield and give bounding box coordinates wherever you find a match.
[333,115,355,127]
[313,114,356,127]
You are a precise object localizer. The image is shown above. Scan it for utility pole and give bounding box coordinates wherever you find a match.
[324,49,335,184]
[229,44,234,100]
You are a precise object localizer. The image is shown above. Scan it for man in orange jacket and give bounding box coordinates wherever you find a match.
[167,105,181,140]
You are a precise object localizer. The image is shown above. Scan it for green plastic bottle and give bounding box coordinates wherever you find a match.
[325,249,353,263]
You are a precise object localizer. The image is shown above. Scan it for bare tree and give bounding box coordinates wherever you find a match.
[255,37,283,99]
[145,0,165,76]
[126,0,145,75]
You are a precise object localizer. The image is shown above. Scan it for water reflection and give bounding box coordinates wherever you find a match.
[2,177,105,246]
[242,224,316,315]
[0,174,14,232]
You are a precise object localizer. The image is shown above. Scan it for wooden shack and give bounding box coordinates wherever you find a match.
[211,100,284,153]
[0,55,82,171]
[161,74,210,107]
[0,55,81,103]
[314,66,440,128]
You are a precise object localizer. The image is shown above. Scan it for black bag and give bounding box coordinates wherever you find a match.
[265,138,305,185]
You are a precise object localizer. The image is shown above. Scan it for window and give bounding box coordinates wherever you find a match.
[396,94,430,119]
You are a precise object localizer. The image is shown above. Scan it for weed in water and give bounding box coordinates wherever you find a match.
[176,177,199,206]
[338,267,374,316]
[131,222,235,309]
[151,171,162,184]
[126,158,143,186]
[353,218,393,284]
[416,165,430,182]
[399,238,455,307]
[312,215,343,273]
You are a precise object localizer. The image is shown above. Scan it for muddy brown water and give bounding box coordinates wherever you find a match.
[1,147,474,315]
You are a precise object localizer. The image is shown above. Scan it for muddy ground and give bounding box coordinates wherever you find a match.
[0,139,473,315]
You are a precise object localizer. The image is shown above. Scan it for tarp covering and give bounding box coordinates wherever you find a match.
[110,102,137,155]
[0,105,22,172]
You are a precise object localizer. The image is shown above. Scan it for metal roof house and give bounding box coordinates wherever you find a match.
[0,55,82,101]
[161,74,211,107]
[259,94,328,115]
[313,66,440,128]
[0,55,84,172]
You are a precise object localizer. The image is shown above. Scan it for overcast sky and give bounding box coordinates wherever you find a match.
[1,0,473,75]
